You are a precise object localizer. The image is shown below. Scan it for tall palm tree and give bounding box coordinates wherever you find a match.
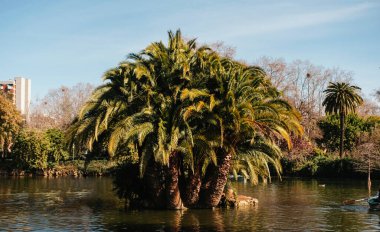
[195,62,303,207]
[322,82,363,158]
[67,30,218,209]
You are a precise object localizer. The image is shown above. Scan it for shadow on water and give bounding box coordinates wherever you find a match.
[1,177,380,231]
[102,209,233,232]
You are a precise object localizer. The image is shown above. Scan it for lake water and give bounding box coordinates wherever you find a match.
[0,176,379,231]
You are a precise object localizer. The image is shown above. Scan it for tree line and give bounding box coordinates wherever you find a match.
[0,30,379,209]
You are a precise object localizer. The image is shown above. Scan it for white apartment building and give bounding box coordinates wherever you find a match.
[0,77,31,119]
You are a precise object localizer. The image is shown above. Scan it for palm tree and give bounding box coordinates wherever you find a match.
[67,30,218,209]
[196,62,303,207]
[67,30,302,209]
[322,82,363,158]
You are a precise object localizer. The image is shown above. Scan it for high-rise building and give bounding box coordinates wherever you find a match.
[0,77,31,119]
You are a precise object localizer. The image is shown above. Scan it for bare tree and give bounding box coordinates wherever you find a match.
[29,83,95,130]
[183,37,236,59]
[374,89,380,103]
[357,98,380,116]
[256,56,288,90]
[209,41,236,58]
[353,128,380,196]
[255,57,354,139]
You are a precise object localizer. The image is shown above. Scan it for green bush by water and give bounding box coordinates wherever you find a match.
[281,153,368,178]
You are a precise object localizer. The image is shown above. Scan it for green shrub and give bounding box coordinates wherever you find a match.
[11,128,72,171]
[317,114,377,152]
[84,160,116,175]
[45,128,69,163]
[12,130,49,171]
[282,154,360,178]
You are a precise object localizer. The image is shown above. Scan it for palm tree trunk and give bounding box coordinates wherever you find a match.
[143,160,166,209]
[165,151,184,209]
[339,113,345,158]
[199,151,232,208]
[181,165,202,207]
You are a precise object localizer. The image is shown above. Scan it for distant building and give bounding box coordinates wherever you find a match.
[0,77,31,119]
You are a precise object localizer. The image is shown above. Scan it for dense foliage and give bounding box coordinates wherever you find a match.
[12,129,70,171]
[45,128,70,163]
[317,114,377,152]
[67,30,302,209]
[0,94,23,159]
[12,130,50,170]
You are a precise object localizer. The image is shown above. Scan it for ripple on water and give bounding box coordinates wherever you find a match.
[1,177,380,231]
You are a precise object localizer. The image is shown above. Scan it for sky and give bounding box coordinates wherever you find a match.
[0,0,379,102]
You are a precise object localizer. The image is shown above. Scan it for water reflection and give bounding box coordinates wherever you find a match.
[0,177,123,231]
[1,177,380,231]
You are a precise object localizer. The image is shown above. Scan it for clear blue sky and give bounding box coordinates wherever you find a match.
[0,0,379,101]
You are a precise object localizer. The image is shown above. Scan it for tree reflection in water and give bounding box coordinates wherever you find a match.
[2,177,380,231]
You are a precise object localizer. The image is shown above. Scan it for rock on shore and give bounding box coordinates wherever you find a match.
[219,188,258,208]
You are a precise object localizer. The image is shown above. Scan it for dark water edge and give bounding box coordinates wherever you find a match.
[0,159,114,177]
[1,176,380,231]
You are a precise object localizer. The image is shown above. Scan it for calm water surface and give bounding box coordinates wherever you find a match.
[0,177,379,231]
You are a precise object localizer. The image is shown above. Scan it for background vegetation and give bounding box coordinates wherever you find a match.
[0,32,380,192]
